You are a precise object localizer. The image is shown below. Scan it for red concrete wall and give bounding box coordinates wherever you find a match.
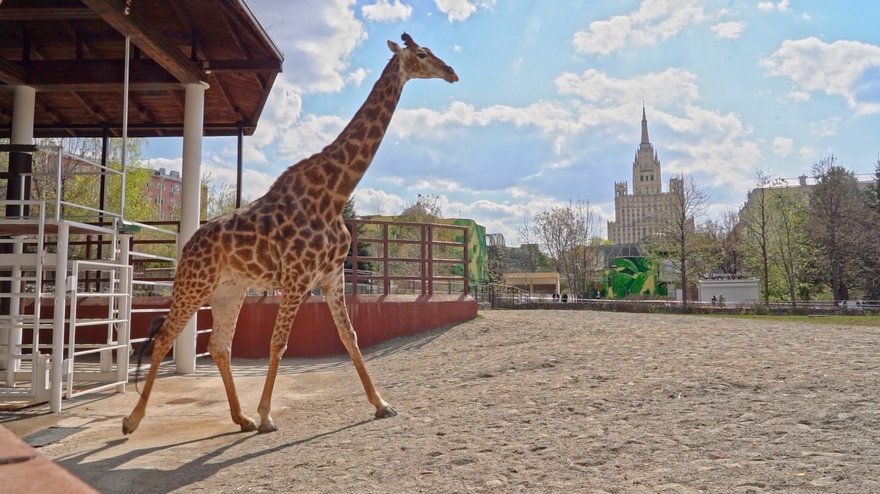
[28,294,477,358]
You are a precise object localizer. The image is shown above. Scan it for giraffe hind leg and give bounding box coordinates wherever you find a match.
[208,280,257,432]
[122,298,207,435]
[321,277,396,419]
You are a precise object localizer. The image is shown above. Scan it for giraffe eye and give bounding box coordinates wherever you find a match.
[417,52,427,59]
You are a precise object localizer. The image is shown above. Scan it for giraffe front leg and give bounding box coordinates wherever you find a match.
[256,290,306,433]
[322,278,396,419]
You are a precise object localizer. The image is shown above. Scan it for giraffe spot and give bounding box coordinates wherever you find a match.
[363,106,379,121]
[258,216,274,236]
[293,211,308,225]
[291,176,306,195]
[292,238,306,252]
[344,143,358,161]
[281,225,295,238]
[305,166,325,185]
[368,125,382,140]
[385,99,397,113]
[319,195,331,211]
[351,158,368,173]
[310,218,323,230]
[309,235,325,250]
[233,232,255,244]
[348,122,366,140]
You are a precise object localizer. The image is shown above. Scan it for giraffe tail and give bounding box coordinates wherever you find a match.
[133,316,166,396]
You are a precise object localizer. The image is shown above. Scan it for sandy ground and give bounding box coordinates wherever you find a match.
[3,309,879,493]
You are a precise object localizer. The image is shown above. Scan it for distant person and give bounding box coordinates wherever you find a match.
[718,294,725,307]
[561,293,568,303]
[711,295,717,306]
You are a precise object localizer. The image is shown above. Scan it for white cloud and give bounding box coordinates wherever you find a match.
[434,0,494,22]
[512,57,524,71]
[787,90,810,102]
[346,67,370,87]
[572,0,709,55]
[390,100,581,139]
[757,0,789,12]
[361,0,412,22]
[556,68,700,106]
[761,37,880,114]
[772,137,794,157]
[799,145,818,160]
[246,0,366,93]
[711,21,745,40]
[352,187,406,215]
[809,117,841,137]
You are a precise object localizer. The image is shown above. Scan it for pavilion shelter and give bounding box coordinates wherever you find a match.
[0,0,283,411]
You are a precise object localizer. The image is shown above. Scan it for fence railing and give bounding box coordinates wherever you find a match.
[346,219,470,296]
[64,218,472,297]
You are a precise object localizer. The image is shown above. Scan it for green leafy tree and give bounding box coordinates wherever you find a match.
[645,175,708,307]
[767,181,809,306]
[807,156,866,301]
[739,170,774,305]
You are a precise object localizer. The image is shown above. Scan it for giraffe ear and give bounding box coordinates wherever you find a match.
[387,40,401,54]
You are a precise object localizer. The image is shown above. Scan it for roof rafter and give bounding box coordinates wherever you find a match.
[80,0,205,84]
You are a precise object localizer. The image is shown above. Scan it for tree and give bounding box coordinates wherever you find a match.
[767,181,809,307]
[807,155,866,301]
[400,193,442,221]
[524,200,600,297]
[648,175,708,307]
[342,199,372,273]
[739,170,774,305]
[204,179,247,220]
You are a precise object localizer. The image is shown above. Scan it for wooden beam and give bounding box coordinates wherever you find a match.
[80,0,205,84]
[202,59,283,73]
[21,59,183,92]
[0,7,101,21]
[0,56,27,85]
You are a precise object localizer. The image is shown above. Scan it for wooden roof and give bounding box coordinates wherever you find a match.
[0,0,283,138]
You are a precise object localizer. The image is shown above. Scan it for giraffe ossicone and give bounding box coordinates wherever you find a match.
[121,33,457,435]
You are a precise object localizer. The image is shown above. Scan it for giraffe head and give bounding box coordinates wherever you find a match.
[387,32,458,83]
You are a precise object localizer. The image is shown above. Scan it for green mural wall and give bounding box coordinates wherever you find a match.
[607,257,667,299]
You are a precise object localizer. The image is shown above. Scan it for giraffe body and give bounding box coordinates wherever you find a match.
[122,33,457,435]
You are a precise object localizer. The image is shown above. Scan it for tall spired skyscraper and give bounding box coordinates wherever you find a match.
[607,107,682,245]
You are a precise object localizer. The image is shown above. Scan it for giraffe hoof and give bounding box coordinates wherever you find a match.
[375,405,398,419]
[122,416,138,435]
[238,417,258,432]
[257,420,278,433]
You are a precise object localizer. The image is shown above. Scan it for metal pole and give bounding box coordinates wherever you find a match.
[50,222,70,412]
[236,127,243,209]
[120,36,130,219]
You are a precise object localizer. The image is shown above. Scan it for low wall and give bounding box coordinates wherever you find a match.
[31,294,477,359]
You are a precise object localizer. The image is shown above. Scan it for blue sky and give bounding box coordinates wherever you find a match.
[143,0,880,245]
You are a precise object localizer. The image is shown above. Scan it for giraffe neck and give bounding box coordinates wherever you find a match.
[324,55,405,199]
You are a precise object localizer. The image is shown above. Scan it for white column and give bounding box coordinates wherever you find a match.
[1,86,36,373]
[11,85,36,142]
[174,82,208,374]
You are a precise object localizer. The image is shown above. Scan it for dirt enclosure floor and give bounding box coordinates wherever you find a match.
[3,310,880,493]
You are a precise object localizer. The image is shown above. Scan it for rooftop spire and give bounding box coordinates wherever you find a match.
[640,104,650,145]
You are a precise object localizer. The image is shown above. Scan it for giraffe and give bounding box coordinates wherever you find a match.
[122,33,458,435]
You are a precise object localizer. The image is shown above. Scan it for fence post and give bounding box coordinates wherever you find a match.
[349,220,358,296]
[462,225,469,296]
[382,223,390,295]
